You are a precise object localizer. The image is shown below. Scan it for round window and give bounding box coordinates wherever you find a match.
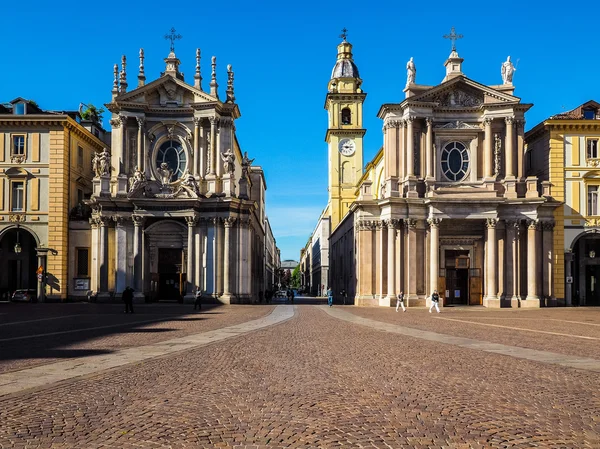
[440,141,469,182]
[156,140,187,181]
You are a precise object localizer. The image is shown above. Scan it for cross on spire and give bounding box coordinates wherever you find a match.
[339,28,348,42]
[443,26,463,52]
[164,27,182,53]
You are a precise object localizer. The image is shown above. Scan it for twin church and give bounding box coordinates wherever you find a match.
[305,30,566,308]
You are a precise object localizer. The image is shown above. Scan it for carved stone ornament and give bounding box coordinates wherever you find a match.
[404,218,418,229]
[427,218,442,228]
[132,215,146,226]
[587,158,600,168]
[527,219,540,230]
[128,168,146,195]
[223,217,237,228]
[486,218,498,229]
[494,134,502,177]
[109,117,122,128]
[221,148,235,174]
[92,148,112,178]
[185,216,199,227]
[432,89,483,107]
[9,213,26,223]
[10,154,25,164]
[357,220,377,231]
[435,120,480,130]
[585,218,600,227]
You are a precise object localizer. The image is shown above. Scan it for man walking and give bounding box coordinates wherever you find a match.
[194,288,202,311]
[396,291,406,312]
[122,286,134,314]
[327,287,333,307]
[429,289,441,313]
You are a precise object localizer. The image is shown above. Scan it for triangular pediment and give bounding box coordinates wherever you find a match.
[409,76,520,107]
[114,75,218,107]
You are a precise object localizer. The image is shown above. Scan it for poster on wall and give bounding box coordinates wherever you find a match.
[74,278,90,290]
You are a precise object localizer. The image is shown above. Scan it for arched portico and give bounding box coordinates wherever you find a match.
[0,226,39,297]
[568,229,600,306]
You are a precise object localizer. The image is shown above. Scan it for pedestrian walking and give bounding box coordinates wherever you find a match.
[122,286,134,314]
[396,291,406,312]
[327,287,333,307]
[341,289,347,305]
[194,288,202,310]
[429,289,441,313]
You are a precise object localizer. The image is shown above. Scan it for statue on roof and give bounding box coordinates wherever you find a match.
[501,56,516,85]
[221,148,235,174]
[406,57,416,86]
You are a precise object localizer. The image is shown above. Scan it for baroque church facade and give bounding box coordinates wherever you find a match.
[326,34,560,308]
[89,43,271,303]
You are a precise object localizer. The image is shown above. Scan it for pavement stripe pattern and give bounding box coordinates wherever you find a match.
[323,305,600,373]
[0,305,295,397]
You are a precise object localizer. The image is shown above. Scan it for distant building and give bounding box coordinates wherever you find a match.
[0,98,106,300]
[526,101,600,306]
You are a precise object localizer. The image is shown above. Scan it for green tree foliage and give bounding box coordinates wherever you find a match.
[291,265,301,288]
[80,104,105,123]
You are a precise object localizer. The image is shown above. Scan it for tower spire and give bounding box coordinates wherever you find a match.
[138,48,146,87]
[210,56,219,98]
[119,55,128,93]
[194,48,202,90]
[112,63,119,99]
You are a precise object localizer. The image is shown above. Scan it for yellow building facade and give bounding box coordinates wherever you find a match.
[526,100,600,306]
[0,98,106,301]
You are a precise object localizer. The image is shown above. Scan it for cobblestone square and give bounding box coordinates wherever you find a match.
[0,300,599,448]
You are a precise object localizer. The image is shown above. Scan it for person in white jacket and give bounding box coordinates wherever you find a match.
[429,289,441,313]
[396,291,406,312]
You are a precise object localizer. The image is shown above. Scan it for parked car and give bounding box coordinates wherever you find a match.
[11,289,36,303]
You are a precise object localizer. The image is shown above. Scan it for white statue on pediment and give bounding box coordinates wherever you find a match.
[406,57,416,86]
[501,56,516,84]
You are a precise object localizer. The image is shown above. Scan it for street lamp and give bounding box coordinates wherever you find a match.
[14,225,21,254]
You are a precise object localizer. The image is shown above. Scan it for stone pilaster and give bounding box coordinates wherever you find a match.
[356,220,375,305]
[113,215,129,295]
[484,218,499,307]
[132,215,145,295]
[221,217,236,303]
[385,219,399,305]
[404,218,419,305]
[524,219,540,307]
[542,220,556,306]
[428,218,441,307]
[98,216,110,294]
[136,117,144,171]
[184,216,198,302]
[483,117,494,181]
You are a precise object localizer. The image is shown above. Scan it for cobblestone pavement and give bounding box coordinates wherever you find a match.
[0,303,274,374]
[0,303,599,448]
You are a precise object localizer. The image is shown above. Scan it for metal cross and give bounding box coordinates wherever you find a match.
[443,26,463,52]
[164,27,182,53]
[339,28,348,42]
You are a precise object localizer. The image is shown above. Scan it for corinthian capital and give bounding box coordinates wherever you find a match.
[486,218,498,229]
[427,218,442,228]
[483,117,493,127]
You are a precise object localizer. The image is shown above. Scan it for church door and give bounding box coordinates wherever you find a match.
[446,269,469,305]
[158,248,183,302]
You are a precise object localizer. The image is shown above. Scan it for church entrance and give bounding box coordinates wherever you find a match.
[158,248,184,302]
[444,250,470,305]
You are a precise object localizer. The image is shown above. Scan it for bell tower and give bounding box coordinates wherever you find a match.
[325,30,366,230]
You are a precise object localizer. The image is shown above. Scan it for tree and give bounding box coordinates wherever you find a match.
[283,269,292,287]
[80,104,105,123]
[291,265,301,288]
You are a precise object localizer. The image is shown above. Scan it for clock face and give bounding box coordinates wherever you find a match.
[338,138,356,156]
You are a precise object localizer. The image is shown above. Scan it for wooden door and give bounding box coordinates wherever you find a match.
[469,269,482,305]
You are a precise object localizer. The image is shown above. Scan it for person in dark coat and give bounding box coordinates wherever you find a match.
[122,286,134,313]
[194,288,202,311]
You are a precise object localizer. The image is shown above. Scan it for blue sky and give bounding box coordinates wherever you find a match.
[2,0,599,260]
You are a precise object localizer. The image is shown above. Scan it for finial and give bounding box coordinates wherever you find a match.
[138,48,146,87]
[164,27,182,53]
[194,48,202,90]
[226,64,235,103]
[210,56,219,98]
[119,55,128,93]
[112,63,119,93]
[443,26,463,52]
[340,28,348,42]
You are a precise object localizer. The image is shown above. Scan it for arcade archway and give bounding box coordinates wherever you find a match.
[0,227,38,297]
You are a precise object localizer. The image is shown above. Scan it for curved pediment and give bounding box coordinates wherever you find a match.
[4,167,30,177]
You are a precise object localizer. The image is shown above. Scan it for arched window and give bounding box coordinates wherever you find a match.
[156,140,187,180]
[341,161,350,184]
[341,108,351,125]
[441,141,470,182]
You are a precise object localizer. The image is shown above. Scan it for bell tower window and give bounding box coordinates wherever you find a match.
[341,108,351,125]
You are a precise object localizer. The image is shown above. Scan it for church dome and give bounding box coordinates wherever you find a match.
[331,59,360,79]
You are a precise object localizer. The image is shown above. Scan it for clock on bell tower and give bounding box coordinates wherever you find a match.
[325,31,366,230]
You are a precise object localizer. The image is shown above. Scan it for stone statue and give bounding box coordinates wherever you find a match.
[158,162,173,185]
[494,133,502,177]
[406,57,416,86]
[128,168,145,192]
[241,151,255,177]
[181,173,200,195]
[501,56,516,85]
[92,152,100,178]
[98,148,111,176]
[221,148,235,174]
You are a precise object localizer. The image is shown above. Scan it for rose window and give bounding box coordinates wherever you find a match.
[441,141,469,182]
[156,140,187,181]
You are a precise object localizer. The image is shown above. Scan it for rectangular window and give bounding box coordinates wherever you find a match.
[11,135,25,156]
[76,248,89,277]
[588,185,599,216]
[77,145,84,167]
[14,103,25,115]
[584,109,596,120]
[77,188,84,205]
[11,181,24,212]
[588,139,599,159]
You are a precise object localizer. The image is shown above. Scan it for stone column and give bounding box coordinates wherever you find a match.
[505,220,517,307]
[386,219,398,302]
[406,116,414,177]
[484,117,493,179]
[136,118,144,171]
[185,216,198,300]
[542,220,555,305]
[505,116,514,178]
[425,118,433,179]
[99,216,109,293]
[356,220,374,305]
[404,218,418,305]
[196,219,205,295]
[216,121,223,178]
[113,216,128,294]
[193,117,200,177]
[428,218,441,304]
[222,217,236,302]
[399,121,406,180]
[484,218,499,306]
[516,119,526,179]
[209,117,217,176]
[525,219,540,305]
[132,215,145,294]
[469,138,478,182]
[90,218,100,293]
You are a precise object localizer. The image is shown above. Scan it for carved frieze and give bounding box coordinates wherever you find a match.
[434,120,480,130]
[432,89,483,107]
